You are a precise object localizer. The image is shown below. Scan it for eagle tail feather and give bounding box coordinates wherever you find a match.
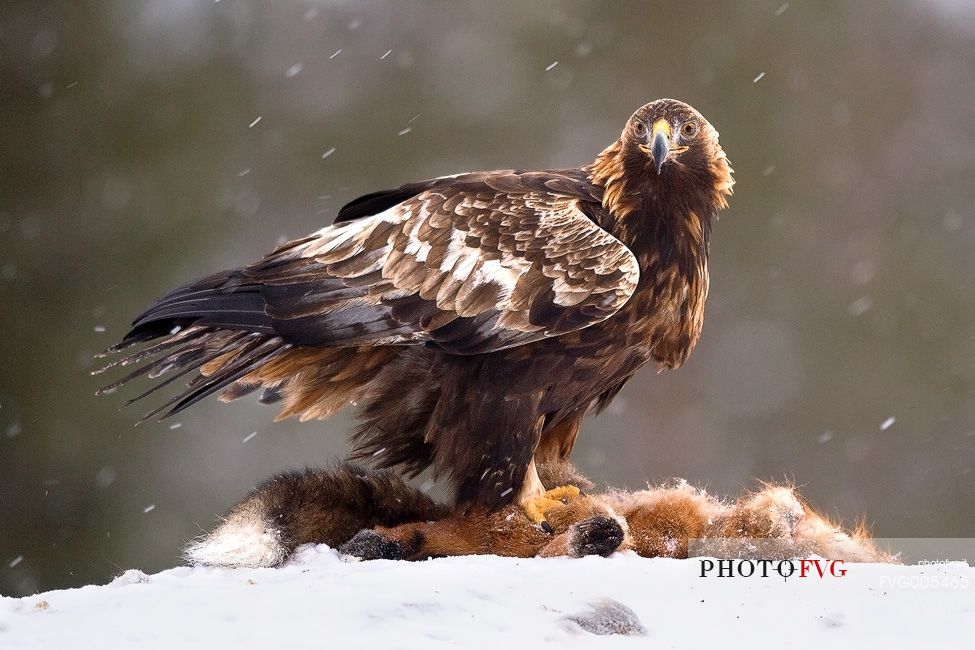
[122,270,274,348]
[136,336,289,422]
[118,332,257,406]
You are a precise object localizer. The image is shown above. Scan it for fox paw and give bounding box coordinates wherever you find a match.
[568,516,625,558]
[339,530,407,561]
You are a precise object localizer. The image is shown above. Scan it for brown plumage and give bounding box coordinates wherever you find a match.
[97,99,734,513]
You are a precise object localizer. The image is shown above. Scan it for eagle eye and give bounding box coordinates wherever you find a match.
[680,121,699,138]
[633,121,647,136]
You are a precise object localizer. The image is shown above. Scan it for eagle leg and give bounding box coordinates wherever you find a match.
[518,460,582,532]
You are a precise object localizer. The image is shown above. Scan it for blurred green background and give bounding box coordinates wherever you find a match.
[2,0,974,596]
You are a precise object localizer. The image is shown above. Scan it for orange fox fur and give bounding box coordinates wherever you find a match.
[345,480,891,563]
[185,462,893,568]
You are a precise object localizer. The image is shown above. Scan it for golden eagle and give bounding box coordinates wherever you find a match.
[97,99,733,524]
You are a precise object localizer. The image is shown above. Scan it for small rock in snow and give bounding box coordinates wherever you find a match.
[564,599,647,636]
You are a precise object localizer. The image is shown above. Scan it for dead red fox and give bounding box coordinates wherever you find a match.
[185,462,893,568]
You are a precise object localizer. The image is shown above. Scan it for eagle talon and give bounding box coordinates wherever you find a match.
[522,485,582,531]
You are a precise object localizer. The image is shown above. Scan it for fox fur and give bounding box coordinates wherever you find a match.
[185,462,893,568]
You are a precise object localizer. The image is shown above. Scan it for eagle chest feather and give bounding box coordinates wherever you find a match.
[626,250,708,370]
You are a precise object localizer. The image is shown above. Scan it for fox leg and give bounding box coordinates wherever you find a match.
[340,507,553,560]
[340,516,488,561]
[184,463,448,568]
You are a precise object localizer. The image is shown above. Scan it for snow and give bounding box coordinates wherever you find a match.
[848,296,873,316]
[1,549,971,649]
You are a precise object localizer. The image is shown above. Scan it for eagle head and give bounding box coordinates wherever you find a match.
[592,99,735,218]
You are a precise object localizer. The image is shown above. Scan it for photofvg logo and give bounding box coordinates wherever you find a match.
[690,537,850,581]
[699,558,847,581]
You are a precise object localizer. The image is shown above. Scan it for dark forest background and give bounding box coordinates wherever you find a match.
[2,0,974,596]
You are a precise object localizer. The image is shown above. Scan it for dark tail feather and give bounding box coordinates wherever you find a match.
[119,332,254,406]
[95,331,244,397]
[137,335,288,422]
[96,268,289,417]
[93,326,209,369]
[123,269,274,347]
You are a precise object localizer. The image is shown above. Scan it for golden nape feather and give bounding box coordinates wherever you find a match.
[98,98,733,512]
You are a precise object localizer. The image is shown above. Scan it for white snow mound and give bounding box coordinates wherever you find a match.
[1,546,972,649]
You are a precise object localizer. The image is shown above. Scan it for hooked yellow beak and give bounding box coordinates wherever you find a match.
[650,119,671,174]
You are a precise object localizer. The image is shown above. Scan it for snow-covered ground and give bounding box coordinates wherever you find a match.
[1,546,972,649]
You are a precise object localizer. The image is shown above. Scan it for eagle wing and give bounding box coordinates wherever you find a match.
[251,187,639,355]
[99,171,638,417]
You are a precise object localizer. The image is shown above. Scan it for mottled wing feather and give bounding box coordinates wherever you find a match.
[97,169,634,419]
[253,186,639,354]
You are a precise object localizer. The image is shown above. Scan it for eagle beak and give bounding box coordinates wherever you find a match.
[651,119,671,174]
